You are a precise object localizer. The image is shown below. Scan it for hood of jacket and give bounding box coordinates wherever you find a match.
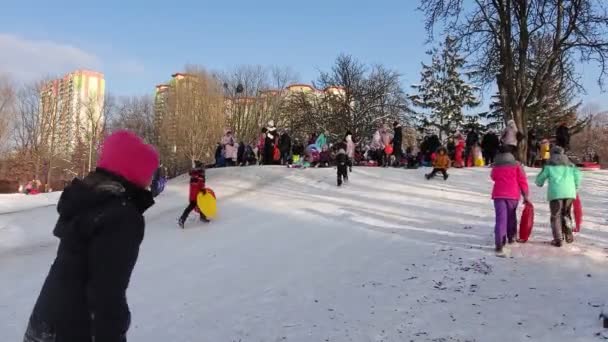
[548,146,572,166]
[54,169,154,239]
[494,152,517,166]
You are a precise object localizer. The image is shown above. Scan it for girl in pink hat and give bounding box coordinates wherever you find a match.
[24,130,159,342]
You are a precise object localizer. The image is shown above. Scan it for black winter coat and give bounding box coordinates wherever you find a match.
[336,152,348,167]
[466,131,479,147]
[556,125,570,149]
[279,133,292,153]
[292,143,305,156]
[481,133,500,154]
[237,143,245,163]
[393,126,403,150]
[24,169,154,342]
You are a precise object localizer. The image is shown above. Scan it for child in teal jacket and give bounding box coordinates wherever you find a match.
[535,146,582,246]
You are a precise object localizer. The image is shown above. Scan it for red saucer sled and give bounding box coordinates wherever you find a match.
[518,202,535,242]
[573,195,583,233]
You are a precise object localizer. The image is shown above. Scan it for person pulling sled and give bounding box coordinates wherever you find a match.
[535,146,582,247]
[178,161,209,228]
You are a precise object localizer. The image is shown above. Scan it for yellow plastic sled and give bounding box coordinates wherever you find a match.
[196,189,217,219]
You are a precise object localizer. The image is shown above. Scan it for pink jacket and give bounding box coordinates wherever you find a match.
[491,164,529,200]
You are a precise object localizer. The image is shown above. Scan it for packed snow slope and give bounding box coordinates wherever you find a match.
[1,166,608,342]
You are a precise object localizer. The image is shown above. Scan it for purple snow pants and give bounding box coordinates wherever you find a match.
[494,199,519,248]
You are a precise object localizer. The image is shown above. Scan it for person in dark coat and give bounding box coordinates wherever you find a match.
[421,134,441,165]
[526,131,538,167]
[465,128,479,167]
[447,137,456,160]
[555,123,570,150]
[24,131,159,342]
[279,130,292,165]
[392,121,403,164]
[336,144,349,186]
[481,131,500,165]
[237,141,245,166]
[214,143,224,168]
[264,120,278,165]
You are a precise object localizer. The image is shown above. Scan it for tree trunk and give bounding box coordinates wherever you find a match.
[512,106,528,162]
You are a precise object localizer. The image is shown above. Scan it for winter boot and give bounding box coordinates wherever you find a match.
[425,173,431,180]
[178,217,185,229]
[551,239,563,247]
[443,173,449,181]
[200,216,210,223]
[337,176,343,187]
[495,246,506,258]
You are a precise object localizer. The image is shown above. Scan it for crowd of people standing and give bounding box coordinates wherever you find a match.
[213,119,585,172]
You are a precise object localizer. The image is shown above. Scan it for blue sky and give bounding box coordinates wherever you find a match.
[1,0,606,108]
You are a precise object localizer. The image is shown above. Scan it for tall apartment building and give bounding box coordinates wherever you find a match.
[40,69,105,158]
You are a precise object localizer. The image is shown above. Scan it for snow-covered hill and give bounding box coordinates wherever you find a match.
[1,166,607,341]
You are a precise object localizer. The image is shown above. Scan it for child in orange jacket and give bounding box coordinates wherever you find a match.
[425,147,451,180]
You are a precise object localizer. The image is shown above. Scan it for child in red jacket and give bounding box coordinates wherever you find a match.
[178,161,208,228]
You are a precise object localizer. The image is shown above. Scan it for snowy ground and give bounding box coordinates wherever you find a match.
[1,166,608,341]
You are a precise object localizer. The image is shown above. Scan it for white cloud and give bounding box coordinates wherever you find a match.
[0,33,102,81]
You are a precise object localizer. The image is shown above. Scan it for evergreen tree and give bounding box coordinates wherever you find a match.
[478,93,506,132]
[410,36,480,140]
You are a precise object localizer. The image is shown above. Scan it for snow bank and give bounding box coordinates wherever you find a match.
[0,192,61,215]
[1,166,607,341]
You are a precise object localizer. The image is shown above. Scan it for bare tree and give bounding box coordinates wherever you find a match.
[420,0,608,159]
[163,66,225,168]
[10,79,63,188]
[313,54,411,141]
[80,95,107,173]
[281,90,327,138]
[0,75,15,154]
[218,65,299,144]
[111,95,155,143]
[219,65,269,144]
[571,104,608,166]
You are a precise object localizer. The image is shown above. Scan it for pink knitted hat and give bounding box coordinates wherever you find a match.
[97,130,159,189]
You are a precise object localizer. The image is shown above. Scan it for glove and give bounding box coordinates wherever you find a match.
[201,189,207,195]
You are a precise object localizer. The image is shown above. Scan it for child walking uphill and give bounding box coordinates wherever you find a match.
[336,145,349,186]
[535,146,582,247]
[491,149,529,257]
[178,161,208,228]
[425,147,450,180]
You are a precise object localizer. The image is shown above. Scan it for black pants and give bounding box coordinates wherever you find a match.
[337,165,348,186]
[263,143,274,165]
[527,152,537,167]
[428,168,448,179]
[484,151,496,166]
[180,200,206,222]
[393,147,402,163]
[550,199,574,241]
